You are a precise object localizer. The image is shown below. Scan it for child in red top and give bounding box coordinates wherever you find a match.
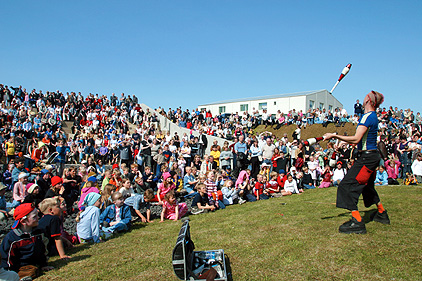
[277,169,287,188]
[319,165,333,188]
[160,190,188,222]
[267,171,282,197]
[254,174,270,200]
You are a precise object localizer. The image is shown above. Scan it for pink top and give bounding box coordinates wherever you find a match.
[158,182,176,196]
[163,200,177,216]
[13,182,28,202]
[235,171,249,188]
[385,160,400,179]
[78,186,100,209]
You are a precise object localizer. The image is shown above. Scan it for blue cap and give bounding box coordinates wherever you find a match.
[87,176,97,183]
[278,169,285,175]
[40,169,50,175]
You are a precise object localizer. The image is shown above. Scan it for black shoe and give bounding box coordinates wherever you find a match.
[370,210,390,225]
[339,217,367,234]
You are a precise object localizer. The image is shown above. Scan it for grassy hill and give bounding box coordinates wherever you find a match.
[38,185,422,281]
[253,122,357,143]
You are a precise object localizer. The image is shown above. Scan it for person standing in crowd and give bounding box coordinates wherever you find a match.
[354,99,363,118]
[324,91,390,234]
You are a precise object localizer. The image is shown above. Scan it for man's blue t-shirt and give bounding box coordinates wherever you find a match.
[357,111,378,150]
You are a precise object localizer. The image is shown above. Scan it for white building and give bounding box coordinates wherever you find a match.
[198,89,343,116]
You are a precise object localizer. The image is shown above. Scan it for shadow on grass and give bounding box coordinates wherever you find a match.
[321,209,377,223]
[48,254,91,268]
[130,222,148,230]
[321,212,350,220]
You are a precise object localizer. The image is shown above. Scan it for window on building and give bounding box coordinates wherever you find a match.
[259,102,267,110]
[240,104,248,112]
[309,100,314,109]
[328,105,333,111]
[219,106,226,114]
[319,103,324,110]
[200,108,206,112]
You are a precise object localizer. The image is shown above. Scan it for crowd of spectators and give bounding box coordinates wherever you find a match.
[0,82,421,279]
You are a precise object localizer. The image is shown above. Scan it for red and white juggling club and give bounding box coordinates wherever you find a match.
[302,137,324,146]
[330,63,352,94]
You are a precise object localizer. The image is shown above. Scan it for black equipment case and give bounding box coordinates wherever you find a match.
[172,218,227,280]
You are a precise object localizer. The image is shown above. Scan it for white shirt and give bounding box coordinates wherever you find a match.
[411,159,422,176]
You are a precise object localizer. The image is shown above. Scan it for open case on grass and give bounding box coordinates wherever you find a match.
[172,218,228,280]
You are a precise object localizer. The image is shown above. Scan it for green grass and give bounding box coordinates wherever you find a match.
[38,185,422,281]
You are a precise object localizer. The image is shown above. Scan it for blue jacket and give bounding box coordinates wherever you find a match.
[375,170,388,185]
[77,206,101,243]
[100,204,131,227]
[0,228,48,271]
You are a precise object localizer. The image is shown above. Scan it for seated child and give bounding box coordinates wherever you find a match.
[221,180,237,205]
[281,174,300,195]
[119,178,135,199]
[0,183,10,221]
[301,166,315,189]
[22,183,43,208]
[78,180,100,210]
[100,192,131,233]
[160,190,188,222]
[38,198,71,259]
[318,166,332,188]
[0,203,53,279]
[204,171,219,208]
[76,193,111,243]
[295,172,304,193]
[191,184,216,214]
[404,172,418,185]
[100,183,116,211]
[155,172,176,204]
[142,166,155,190]
[254,174,270,200]
[45,176,65,199]
[183,166,198,194]
[9,172,29,209]
[332,161,347,187]
[374,166,388,186]
[124,189,155,223]
[267,171,282,197]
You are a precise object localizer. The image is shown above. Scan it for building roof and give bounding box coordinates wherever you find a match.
[199,89,329,106]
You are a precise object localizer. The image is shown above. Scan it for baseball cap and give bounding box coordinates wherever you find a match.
[11,203,35,229]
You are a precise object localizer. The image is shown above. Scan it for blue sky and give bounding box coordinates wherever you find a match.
[1,1,421,114]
